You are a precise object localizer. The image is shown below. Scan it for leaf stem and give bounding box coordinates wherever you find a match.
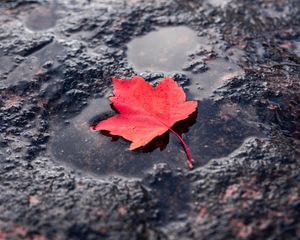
[169,128,193,169]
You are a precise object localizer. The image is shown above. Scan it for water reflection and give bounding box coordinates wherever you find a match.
[49,26,259,178]
[127,26,243,100]
[49,98,262,177]
[127,26,204,72]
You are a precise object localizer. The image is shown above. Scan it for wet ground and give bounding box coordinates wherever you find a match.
[0,0,300,239]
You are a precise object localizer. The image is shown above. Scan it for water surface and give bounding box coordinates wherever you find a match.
[127,26,243,100]
[24,2,59,31]
[49,98,262,177]
[127,26,203,72]
[49,26,259,178]
[206,0,231,7]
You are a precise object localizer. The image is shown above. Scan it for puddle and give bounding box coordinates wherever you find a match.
[23,2,59,31]
[205,0,231,7]
[49,97,262,178]
[127,26,204,72]
[294,41,300,58]
[48,26,252,178]
[186,59,242,100]
[6,42,66,85]
[50,98,190,177]
[127,26,243,100]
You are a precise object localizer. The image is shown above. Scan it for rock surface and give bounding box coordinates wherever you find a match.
[0,0,299,239]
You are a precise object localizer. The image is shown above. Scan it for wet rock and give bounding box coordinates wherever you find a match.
[0,0,299,239]
[169,73,190,86]
[182,59,208,73]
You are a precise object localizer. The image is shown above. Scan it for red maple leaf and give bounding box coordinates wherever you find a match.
[92,76,198,168]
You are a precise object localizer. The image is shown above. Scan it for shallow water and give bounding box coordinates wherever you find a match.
[127,26,204,72]
[206,0,231,7]
[49,26,259,178]
[50,98,189,177]
[49,98,262,177]
[186,58,242,100]
[127,26,243,100]
[24,2,59,31]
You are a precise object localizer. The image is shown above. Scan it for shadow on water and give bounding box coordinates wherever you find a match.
[50,98,189,178]
[49,97,262,177]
